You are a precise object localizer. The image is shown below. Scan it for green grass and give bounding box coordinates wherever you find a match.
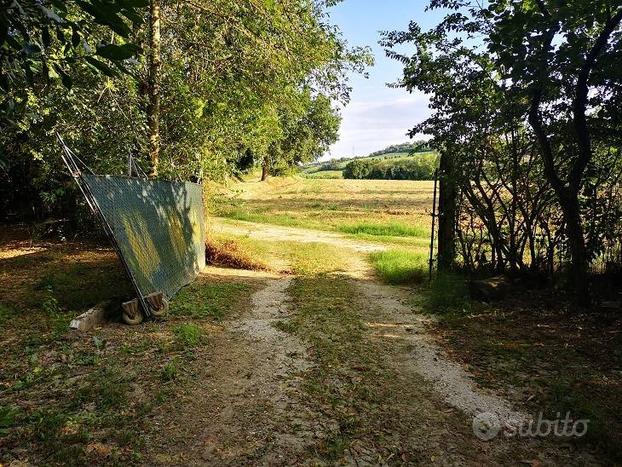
[338,222,428,238]
[220,209,301,227]
[302,170,343,179]
[170,279,251,319]
[173,323,204,347]
[369,250,428,284]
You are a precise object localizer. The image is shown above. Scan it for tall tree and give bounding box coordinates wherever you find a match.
[488,0,622,306]
[147,0,161,176]
[385,0,622,306]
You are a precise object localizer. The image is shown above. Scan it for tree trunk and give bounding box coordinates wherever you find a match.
[148,0,161,177]
[261,157,269,181]
[560,191,591,307]
[437,152,457,271]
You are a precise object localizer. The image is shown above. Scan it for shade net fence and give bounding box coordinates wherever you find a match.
[81,175,206,307]
[58,135,207,317]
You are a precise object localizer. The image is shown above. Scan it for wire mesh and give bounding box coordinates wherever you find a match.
[81,174,206,303]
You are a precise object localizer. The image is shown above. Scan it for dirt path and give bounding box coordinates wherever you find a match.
[144,269,328,465]
[356,281,527,427]
[146,219,530,464]
[215,218,526,424]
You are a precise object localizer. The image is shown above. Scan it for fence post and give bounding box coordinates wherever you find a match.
[429,168,439,282]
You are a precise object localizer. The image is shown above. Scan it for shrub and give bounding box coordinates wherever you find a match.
[343,153,438,180]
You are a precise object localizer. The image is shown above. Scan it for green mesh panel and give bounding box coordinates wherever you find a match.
[82,175,206,300]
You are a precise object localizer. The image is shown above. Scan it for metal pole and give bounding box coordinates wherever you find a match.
[429,168,438,282]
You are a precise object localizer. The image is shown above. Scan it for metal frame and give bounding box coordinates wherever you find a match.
[57,134,152,318]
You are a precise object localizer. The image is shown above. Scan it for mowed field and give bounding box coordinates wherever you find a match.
[212,176,435,250]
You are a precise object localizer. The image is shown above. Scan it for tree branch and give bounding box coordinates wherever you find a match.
[569,7,622,192]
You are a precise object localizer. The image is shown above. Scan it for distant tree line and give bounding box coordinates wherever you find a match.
[384,0,622,306]
[367,140,431,157]
[343,153,437,180]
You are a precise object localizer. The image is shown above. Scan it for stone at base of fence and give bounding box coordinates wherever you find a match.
[69,301,110,331]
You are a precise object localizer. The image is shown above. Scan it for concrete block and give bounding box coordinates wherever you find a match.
[70,301,110,331]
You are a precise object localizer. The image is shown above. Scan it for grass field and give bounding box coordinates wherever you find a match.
[211,176,434,250]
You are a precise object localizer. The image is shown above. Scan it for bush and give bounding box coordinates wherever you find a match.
[343,159,373,179]
[343,153,438,180]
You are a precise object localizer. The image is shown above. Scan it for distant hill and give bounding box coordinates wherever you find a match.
[301,142,437,180]
[367,141,432,157]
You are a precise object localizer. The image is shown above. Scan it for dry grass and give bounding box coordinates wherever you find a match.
[205,238,269,271]
[213,176,434,238]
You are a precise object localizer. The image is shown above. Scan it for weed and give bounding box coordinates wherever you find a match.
[161,356,181,381]
[173,323,204,347]
[369,250,428,284]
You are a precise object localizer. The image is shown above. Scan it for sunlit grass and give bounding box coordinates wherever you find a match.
[212,177,434,236]
[339,222,428,238]
[301,170,343,179]
[369,250,428,285]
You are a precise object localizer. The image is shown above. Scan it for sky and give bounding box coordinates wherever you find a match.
[324,0,442,160]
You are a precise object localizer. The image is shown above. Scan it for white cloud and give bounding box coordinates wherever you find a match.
[325,92,431,160]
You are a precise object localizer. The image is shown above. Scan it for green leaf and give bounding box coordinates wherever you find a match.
[96,43,138,60]
[54,65,72,89]
[76,1,132,37]
[85,56,118,76]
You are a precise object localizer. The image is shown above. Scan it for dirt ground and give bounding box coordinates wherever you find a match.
[147,223,594,465]
[0,220,614,465]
